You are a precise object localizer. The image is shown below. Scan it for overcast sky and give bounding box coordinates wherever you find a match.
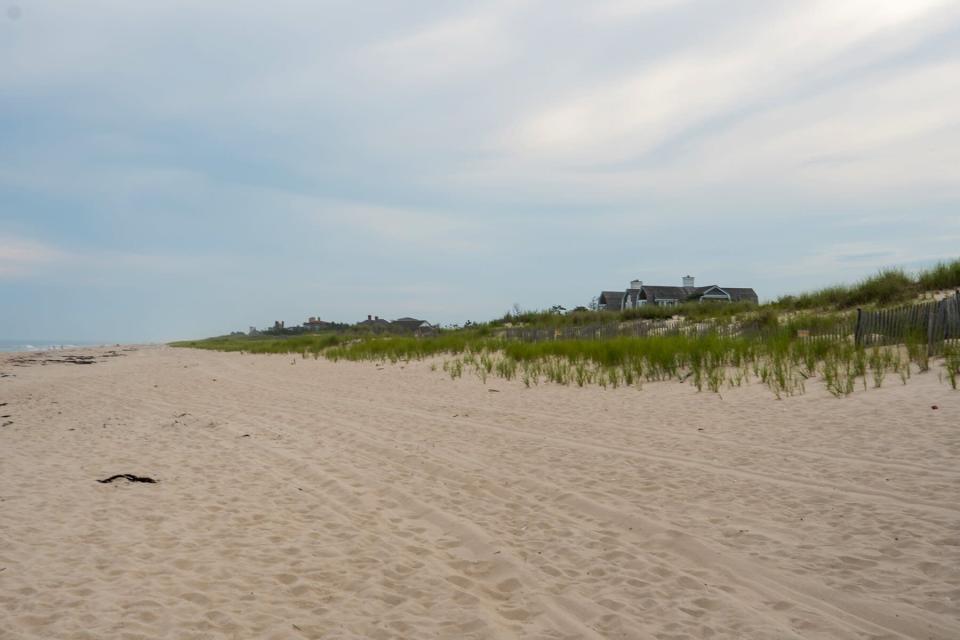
[2,0,959,342]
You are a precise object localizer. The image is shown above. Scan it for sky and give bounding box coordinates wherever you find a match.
[2,0,959,342]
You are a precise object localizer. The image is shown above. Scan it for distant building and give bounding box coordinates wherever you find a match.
[598,291,627,311]
[357,315,436,335]
[302,316,332,332]
[598,276,758,310]
[357,315,391,334]
[392,317,437,336]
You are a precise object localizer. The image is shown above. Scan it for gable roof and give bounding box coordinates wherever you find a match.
[599,291,626,306]
[641,286,692,301]
[392,317,432,330]
[640,284,758,302]
[601,280,758,307]
[696,285,730,297]
[722,287,758,302]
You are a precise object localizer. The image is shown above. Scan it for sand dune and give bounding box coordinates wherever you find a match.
[1,345,958,639]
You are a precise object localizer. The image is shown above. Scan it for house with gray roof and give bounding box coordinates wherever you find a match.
[391,317,437,335]
[302,316,333,331]
[357,315,437,336]
[598,276,758,310]
[597,291,627,311]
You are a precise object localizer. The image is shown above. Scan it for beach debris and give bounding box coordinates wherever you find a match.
[1,421,12,427]
[0,402,7,406]
[171,412,192,425]
[97,474,158,484]
[9,354,97,367]
[488,389,500,393]
[931,405,939,410]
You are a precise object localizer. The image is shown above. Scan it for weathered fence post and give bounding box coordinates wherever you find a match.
[955,290,960,340]
[854,308,863,347]
[946,297,952,342]
[927,304,936,357]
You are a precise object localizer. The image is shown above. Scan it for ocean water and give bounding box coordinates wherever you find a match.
[0,340,109,353]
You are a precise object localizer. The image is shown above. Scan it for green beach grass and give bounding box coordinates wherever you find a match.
[171,258,959,396]
[773,258,960,311]
[173,317,945,398]
[322,328,937,398]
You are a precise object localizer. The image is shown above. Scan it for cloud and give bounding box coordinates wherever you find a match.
[772,241,960,280]
[586,0,692,22]
[0,235,65,278]
[0,230,233,284]
[308,198,492,255]
[610,58,960,202]
[2,0,960,337]
[500,0,958,166]
[362,7,516,82]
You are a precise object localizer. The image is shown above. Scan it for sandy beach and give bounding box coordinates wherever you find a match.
[1,345,958,639]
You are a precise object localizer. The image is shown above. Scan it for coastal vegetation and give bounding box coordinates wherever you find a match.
[773,258,960,310]
[323,327,942,398]
[172,333,343,354]
[171,258,960,395]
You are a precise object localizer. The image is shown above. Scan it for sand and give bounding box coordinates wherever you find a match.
[0,345,958,639]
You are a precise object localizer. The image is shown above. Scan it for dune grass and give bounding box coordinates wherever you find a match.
[171,258,959,394]
[917,259,960,292]
[325,334,480,362]
[499,259,958,323]
[495,301,762,328]
[172,305,956,396]
[174,334,951,396]
[170,333,343,354]
[320,326,944,398]
[775,259,960,311]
